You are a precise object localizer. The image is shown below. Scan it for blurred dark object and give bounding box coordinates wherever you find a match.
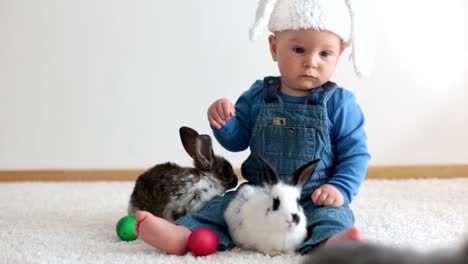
[302,240,468,264]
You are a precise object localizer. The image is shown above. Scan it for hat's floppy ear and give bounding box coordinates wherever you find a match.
[249,0,279,40]
[346,0,376,78]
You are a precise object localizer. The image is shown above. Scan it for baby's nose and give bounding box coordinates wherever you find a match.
[303,55,318,68]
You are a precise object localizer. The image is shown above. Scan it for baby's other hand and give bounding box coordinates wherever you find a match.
[207,98,235,129]
[311,184,344,207]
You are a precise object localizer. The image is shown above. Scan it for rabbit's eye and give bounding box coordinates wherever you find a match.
[222,163,233,176]
[272,197,280,211]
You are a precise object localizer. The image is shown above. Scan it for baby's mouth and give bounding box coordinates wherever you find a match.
[299,74,317,79]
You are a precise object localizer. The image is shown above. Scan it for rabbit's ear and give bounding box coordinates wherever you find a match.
[180,126,200,158]
[258,155,279,186]
[289,159,320,187]
[193,135,214,170]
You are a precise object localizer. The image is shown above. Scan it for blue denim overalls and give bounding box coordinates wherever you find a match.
[175,76,355,254]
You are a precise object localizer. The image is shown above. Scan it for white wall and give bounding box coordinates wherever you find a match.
[0,0,466,169]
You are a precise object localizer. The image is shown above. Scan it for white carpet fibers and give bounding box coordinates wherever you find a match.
[1,179,467,264]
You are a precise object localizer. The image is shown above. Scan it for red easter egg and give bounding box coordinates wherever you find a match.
[187,227,219,256]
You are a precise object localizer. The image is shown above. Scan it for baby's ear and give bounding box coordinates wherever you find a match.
[268,34,278,62]
[340,42,346,55]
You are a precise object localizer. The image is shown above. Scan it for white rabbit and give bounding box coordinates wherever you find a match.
[224,156,319,255]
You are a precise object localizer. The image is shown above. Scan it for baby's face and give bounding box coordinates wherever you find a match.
[268,29,343,96]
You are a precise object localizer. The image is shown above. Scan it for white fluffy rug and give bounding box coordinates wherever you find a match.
[1,179,468,264]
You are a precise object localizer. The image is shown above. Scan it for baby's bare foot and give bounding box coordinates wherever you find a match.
[324,227,363,247]
[135,211,191,255]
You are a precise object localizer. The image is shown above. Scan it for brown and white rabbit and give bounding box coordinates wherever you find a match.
[128,126,238,222]
[224,156,320,255]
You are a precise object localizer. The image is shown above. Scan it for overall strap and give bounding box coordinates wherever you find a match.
[321,82,338,106]
[305,81,338,106]
[262,76,281,103]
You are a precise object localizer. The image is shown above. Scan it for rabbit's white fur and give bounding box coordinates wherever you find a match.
[225,183,307,255]
[224,157,319,255]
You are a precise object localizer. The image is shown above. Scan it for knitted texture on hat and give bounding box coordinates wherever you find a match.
[268,0,351,45]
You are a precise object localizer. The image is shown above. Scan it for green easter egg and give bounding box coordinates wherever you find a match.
[116,215,138,241]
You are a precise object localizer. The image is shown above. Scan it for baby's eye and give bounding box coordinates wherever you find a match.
[320,51,333,57]
[292,47,306,54]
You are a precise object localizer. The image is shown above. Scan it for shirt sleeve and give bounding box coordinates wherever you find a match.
[211,81,262,152]
[326,93,370,204]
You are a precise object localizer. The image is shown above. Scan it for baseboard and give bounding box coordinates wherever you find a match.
[366,165,468,179]
[0,169,144,182]
[1,165,468,182]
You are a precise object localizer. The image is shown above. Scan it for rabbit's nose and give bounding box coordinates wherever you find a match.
[291,213,300,225]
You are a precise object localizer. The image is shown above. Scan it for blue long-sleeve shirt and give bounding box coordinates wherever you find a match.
[212,80,370,204]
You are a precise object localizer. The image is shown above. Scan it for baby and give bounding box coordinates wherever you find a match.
[136,0,374,255]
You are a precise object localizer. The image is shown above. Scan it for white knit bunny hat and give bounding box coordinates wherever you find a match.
[250,0,375,78]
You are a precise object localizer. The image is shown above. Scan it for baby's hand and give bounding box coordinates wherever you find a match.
[207,98,235,129]
[311,184,344,207]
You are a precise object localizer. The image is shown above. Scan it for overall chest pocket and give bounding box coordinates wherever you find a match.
[264,125,316,160]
